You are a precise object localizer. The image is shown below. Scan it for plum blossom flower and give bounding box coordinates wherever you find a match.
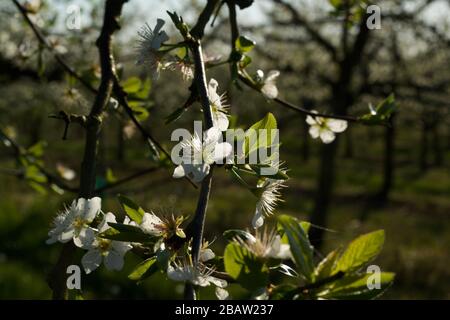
[233,228,291,260]
[208,79,229,131]
[136,19,169,79]
[46,197,101,247]
[306,111,348,144]
[81,212,132,274]
[167,258,228,300]
[256,70,280,99]
[173,127,232,182]
[139,212,185,239]
[252,178,286,229]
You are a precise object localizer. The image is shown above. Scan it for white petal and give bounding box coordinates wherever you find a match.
[173,164,186,179]
[73,227,96,248]
[104,250,125,271]
[207,276,227,288]
[306,115,317,125]
[278,244,292,260]
[112,241,132,255]
[167,265,189,282]
[216,287,229,300]
[308,125,320,139]
[266,70,280,82]
[81,249,102,274]
[208,78,221,106]
[140,212,164,236]
[214,112,229,132]
[252,206,265,229]
[83,197,102,222]
[204,127,221,146]
[320,130,336,144]
[98,212,117,233]
[199,248,215,262]
[58,228,74,243]
[256,69,264,81]
[190,163,210,182]
[213,142,232,164]
[327,119,348,133]
[261,84,278,99]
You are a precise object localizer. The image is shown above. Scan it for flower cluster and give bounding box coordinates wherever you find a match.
[46,197,132,273]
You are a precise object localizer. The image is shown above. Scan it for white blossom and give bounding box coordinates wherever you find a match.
[173,127,232,182]
[81,212,132,274]
[136,19,169,79]
[208,79,229,131]
[252,178,286,229]
[46,197,101,247]
[139,211,165,237]
[256,70,280,99]
[306,111,348,144]
[233,228,291,260]
[167,258,228,300]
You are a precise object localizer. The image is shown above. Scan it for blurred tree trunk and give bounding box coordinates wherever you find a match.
[377,115,395,202]
[301,97,314,161]
[343,126,354,158]
[419,121,429,173]
[117,119,125,162]
[431,123,442,167]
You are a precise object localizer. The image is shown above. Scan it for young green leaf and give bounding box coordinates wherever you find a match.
[235,36,256,53]
[318,272,395,300]
[278,215,315,283]
[224,243,269,291]
[333,230,385,274]
[117,195,145,224]
[128,257,158,281]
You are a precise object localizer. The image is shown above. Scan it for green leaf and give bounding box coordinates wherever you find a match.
[106,168,117,183]
[134,78,152,100]
[236,36,256,53]
[360,94,396,125]
[244,113,277,157]
[122,77,142,94]
[27,141,46,158]
[314,249,341,280]
[333,230,385,274]
[270,284,297,300]
[239,55,252,68]
[128,101,150,121]
[278,215,315,282]
[28,181,47,194]
[117,195,145,224]
[376,93,396,117]
[128,257,158,281]
[224,243,269,291]
[318,272,395,300]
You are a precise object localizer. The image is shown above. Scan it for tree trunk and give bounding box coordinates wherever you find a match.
[376,115,395,203]
[309,140,339,249]
[343,126,354,158]
[431,124,442,167]
[117,119,125,162]
[419,121,429,173]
